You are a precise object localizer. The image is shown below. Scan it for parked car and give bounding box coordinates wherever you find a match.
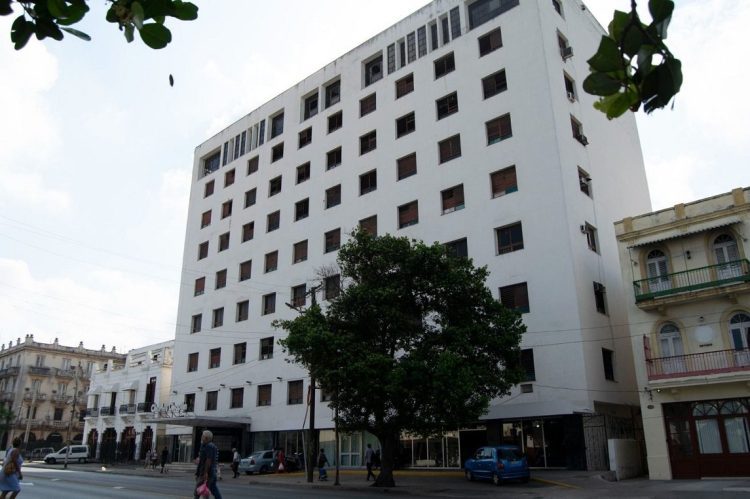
[31,447,55,461]
[464,445,530,485]
[44,445,90,464]
[238,450,275,475]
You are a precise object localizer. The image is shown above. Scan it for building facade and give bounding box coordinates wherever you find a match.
[82,341,190,463]
[171,0,651,469]
[0,335,125,452]
[615,188,750,479]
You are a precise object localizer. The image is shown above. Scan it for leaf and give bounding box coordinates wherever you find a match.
[10,15,34,50]
[131,1,144,29]
[583,72,622,96]
[607,10,630,41]
[60,26,91,41]
[124,24,134,43]
[46,0,67,19]
[46,0,88,25]
[0,0,13,16]
[35,17,64,41]
[139,22,172,49]
[621,22,644,58]
[169,74,174,87]
[170,1,198,21]
[649,0,674,24]
[587,36,623,73]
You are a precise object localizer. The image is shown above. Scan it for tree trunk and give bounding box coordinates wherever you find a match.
[373,432,398,487]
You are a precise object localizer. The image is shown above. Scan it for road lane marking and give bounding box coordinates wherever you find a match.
[531,477,581,489]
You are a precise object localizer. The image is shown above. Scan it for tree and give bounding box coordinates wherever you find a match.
[277,230,525,487]
[2,0,198,50]
[584,0,682,118]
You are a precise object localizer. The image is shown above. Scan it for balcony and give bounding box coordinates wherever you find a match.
[0,366,20,377]
[119,404,137,415]
[0,392,14,402]
[85,408,99,417]
[28,366,52,377]
[22,392,47,402]
[99,407,112,416]
[633,259,750,308]
[136,402,152,413]
[54,368,77,379]
[646,347,750,381]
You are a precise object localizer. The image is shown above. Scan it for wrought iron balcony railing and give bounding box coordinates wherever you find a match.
[634,259,750,302]
[119,404,137,414]
[646,347,750,381]
[99,407,112,416]
[85,408,99,417]
[28,366,52,376]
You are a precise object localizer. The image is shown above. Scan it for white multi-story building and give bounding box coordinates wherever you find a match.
[170,0,651,469]
[615,188,750,479]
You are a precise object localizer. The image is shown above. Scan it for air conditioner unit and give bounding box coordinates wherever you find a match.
[561,46,573,60]
[567,91,576,102]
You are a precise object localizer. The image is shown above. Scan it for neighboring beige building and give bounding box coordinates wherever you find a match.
[0,335,126,451]
[615,187,750,479]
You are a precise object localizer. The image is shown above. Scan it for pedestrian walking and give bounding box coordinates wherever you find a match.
[144,448,152,469]
[151,449,159,470]
[317,448,329,481]
[276,448,286,473]
[160,446,169,474]
[364,443,376,481]
[231,448,240,478]
[0,438,23,499]
[194,430,222,499]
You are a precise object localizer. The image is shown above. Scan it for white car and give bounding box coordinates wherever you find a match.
[44,445,90,464]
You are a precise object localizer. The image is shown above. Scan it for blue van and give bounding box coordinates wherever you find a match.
[464,445,530,485]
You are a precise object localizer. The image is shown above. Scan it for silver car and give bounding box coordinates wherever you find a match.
[238,450,275,475]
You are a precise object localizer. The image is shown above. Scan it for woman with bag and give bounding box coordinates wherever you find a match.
[0,438,23,498]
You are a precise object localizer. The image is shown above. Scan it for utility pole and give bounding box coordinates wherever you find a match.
[64,362,81,469]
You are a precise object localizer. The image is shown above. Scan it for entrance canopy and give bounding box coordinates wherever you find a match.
[143,416,251,429]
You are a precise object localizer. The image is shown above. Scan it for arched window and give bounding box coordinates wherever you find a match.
[713,234,741,279]
[646,249,670,292]
[729,313,750,368]
[659,323,685,374]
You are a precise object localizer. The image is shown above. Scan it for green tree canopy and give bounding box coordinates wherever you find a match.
[277,230,525,487]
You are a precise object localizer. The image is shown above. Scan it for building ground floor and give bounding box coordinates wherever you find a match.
[83,418,191,464]
[3,422,84,453]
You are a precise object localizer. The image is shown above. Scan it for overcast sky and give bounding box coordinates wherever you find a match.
[1,0,748,353]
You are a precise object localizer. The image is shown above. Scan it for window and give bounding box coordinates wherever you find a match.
[564,73,576,101]
[212,307,224,328]
[436,92,458,120]
[583,223,598,252]
[221,200,232,219]
[324,274,340,300]
[496,222,524,254]
[264,251,278,273]
[184,393,195,412]
[209,348,221,369]
[218,232,230,251]
[468,0,520,29]
[230,387,244,409]
[194,277,205,296]
[558,32,573,60]
[328,111,343,133]
[360,170,377,195]
[325,228,341,253]
[571,116,587,145]
[296,162,311,183]
[594,282,607,314]
[271,142,284,162]
[260,337,274,360]
[191,314,202,333]
[578,167,592,197]
[205,390,218,411]
[441,16,450,44]
[478,27,503,56]
[262,293,276,315]
[298,127,312,148]
[325,80,340,108]
[487,114,512,144]
[287,380,303,405]
[450,6,461,38]
[257,384,272,406]
[441,184,465,213]
[387,42,396,73]
[499,282,529,313]
[360,93,376,116]
[198,242,208,260]
[396,112,415,138]
[304,93,318,120]
[438,135,461,163]
[201,210,211,228]
[203,150,220,176]
[445,237,468,258]
[364,54,383,86]
[233,342,246,364]
[295,198,309,221]
[269,176,282,196]
[327,147,342,170]
[398,201,419,228]
[430,21,439,50]
[215,269,227,289]
[491,166,518,197]
[266,210,280,232]
[407,31,416,62]
[482,69,508,99]
[291,284,306,307]
[602,348,615,381]
[397,153,417,180]
[236,300,249,322]
[293,240,308,263]
[242,222,255,242]
[187,352,198,372]
[434,52,455,78]
[325,185,341,208]
[520,349,535,381]
[239,260,252,281]
[270,112,284,139]
[359,215,377,236]
[247,156,259,175]
[395,73,414,98]
[552,0,563,15]
[224,168,235,187]
[417,25,427,56]
[360,130,377,154]
[245,188,257,208]
[204,179,214,198]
